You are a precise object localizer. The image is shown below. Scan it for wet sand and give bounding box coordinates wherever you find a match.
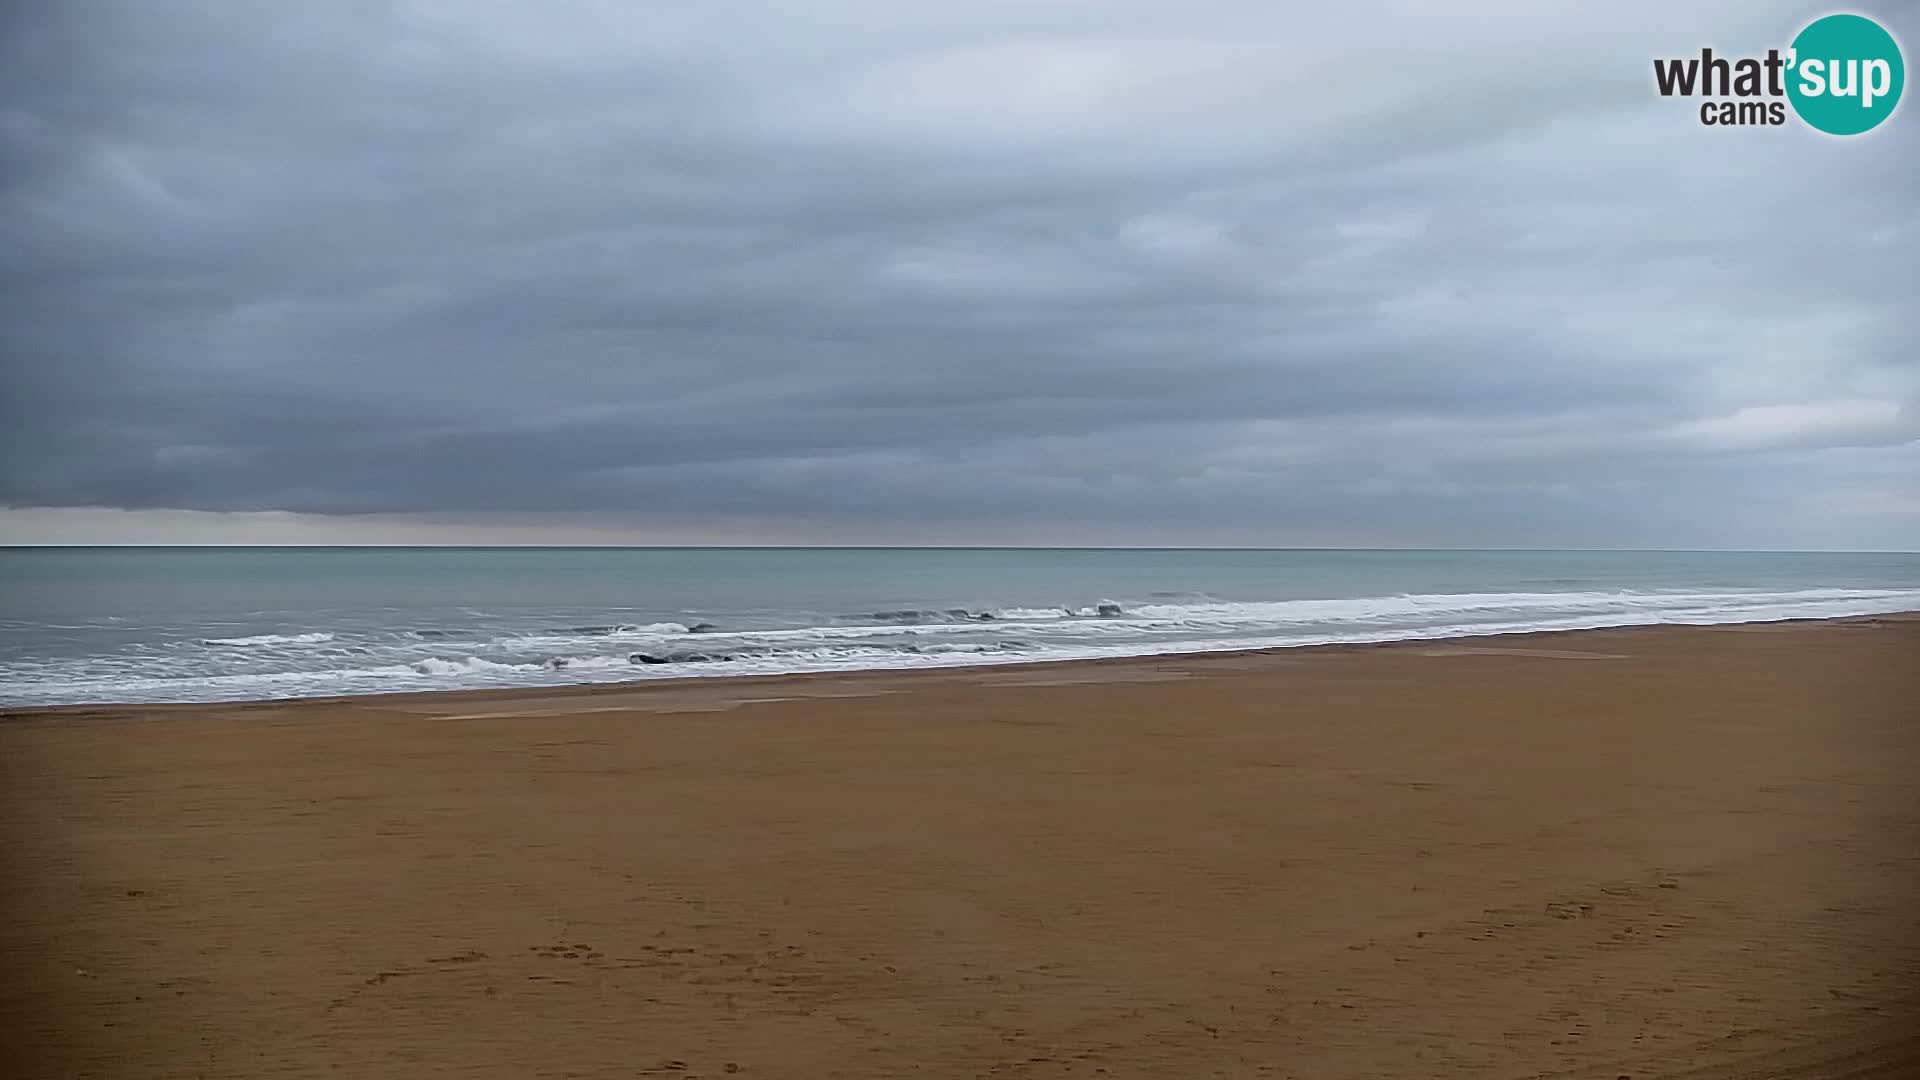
[4,616,1918,1079]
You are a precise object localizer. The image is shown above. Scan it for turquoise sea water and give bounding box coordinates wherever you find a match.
[2,547,1917,706]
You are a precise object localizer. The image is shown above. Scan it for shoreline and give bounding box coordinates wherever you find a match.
[7,609,1918,721]
[4,613,1918,1077]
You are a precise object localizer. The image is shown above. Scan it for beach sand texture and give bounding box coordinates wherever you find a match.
[4,617,1918,1078]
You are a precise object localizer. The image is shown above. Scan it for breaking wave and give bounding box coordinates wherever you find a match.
[6,585,1918,707]
[849,604,1124,624]
[552,622,691,637]
[203,632,336,647]
[409,656,533,677]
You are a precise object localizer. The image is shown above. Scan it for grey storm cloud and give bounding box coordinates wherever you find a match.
[1,0,1917,548]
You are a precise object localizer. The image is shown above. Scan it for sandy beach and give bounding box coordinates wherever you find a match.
[3,616,1917,1079]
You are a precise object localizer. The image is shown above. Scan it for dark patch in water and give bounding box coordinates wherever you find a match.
[627,640,1027,666]
[857,608,998,625]
[629,648,750,665]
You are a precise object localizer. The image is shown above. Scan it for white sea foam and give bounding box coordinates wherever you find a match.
[497,623,691,649]
[203,632,337,647]
[5,586,1918,707]
[1124,587,1920,626]
[410,656,537,677]
[996,606,1079,620]
[596,622,690,636]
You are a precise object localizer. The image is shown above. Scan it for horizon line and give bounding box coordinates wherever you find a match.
[3,544,1917,555]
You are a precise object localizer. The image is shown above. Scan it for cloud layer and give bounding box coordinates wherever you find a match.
[3,1,1916,547]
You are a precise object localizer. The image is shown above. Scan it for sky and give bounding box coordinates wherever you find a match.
[1,1,1916,549]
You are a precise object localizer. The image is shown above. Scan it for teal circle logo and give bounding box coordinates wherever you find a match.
[1786,13,1905,135]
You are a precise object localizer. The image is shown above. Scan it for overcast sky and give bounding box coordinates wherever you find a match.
[2,1,1916,548]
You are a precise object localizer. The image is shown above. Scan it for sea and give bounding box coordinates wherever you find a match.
[1,546,1916,708]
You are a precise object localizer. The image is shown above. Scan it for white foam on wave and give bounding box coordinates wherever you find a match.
[0,662,427,702]
[602,587,1920,682]
[603,622,690,636]
[537,655,635,672]
[6,586,1918,707]
[409,656,538,677]
[1124,588,1920,627]
[685,589,1920,650]
[996,606,1078,620]
[496,622,691,649]
[203,632,337,647]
